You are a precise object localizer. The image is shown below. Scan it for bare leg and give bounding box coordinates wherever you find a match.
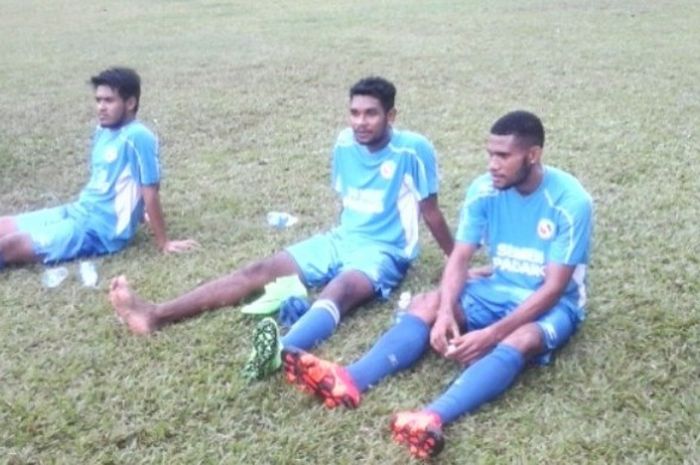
[316,269,375,317]
[0,232,39,265]
[406,290,466,328]
[109,251,300,334]
[0,216,19,238]
[246,270,379,380]
[501,323,544,359]
[272,270,375,360]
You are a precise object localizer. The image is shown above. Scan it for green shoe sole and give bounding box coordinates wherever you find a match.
[241,317,282,382]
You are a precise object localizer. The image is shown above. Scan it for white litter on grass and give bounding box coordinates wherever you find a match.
[41,267,69,288]
[266,211,299,229]
[398,291,412,310]
[79,261,98,288]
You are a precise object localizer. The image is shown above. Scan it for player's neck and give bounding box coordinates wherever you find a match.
[365,127,392,153]
[119,114,136,127]
[111,114,136,130]
[515,164,544,195]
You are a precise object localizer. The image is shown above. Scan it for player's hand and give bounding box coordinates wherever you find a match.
[430,311,461,355]
[161,239,199,254]
[445,327,498,365]
[466,265,493,281]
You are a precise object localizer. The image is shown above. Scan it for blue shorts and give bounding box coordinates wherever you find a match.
[286,232,410,299]
[15,205,109,264]
[459,279,581,365]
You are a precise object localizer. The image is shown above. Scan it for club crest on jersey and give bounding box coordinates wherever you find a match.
[537,218,555,240]
[380,160,396,180]
[104,146,118,163]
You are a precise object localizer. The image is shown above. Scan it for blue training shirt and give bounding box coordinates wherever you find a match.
[74,120,160,252]
[331,127,439,261]
[456,166,593,317]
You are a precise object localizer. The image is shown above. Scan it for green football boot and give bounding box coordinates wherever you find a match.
[241,275,307,317]
[241,317,283,382]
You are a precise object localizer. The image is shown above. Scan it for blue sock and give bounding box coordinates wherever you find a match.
[427,344,525,424]
[346,312,430,392]
[281,299,339,350]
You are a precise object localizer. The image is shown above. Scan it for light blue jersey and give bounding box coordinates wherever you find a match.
[456,166,593,319]
[331,127,438,261]
[16,120,160,263]
[287,127,439,298]
[77,120,160,251]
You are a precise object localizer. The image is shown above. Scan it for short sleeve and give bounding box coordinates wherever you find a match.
[455,177,491,245]
[331,130,350,194]
[130,130,160,186]
[413,138,439,197]
[548,194,593,265]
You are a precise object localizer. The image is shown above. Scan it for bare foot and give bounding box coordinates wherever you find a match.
[109,275,159,335]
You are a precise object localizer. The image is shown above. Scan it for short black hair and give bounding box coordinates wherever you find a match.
[90,67,141,112]
[491,110,545,148]
[349,76,396,113]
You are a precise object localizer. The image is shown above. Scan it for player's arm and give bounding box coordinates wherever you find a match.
[447,262,574,364]
[142,185,198,254]
[477,192,592,347]
[488,262,573,340]
[430,242,478,354]
[411,137,453,256]
[419,194,454,256]
[467,264,493,280]
[132,130,198,254]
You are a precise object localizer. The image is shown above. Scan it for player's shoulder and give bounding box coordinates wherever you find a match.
[390,128,434,152]
[391,128,431,144]
[543,166,593,209]
[466,172,498,199]
[334,127,355,148]
[121,120,157,143]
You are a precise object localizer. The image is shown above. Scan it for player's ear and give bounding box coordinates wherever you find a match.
[528,145,543,164]
[387,107,397,123]
[125,96,138,113]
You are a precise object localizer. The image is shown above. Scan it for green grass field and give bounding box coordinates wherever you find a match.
[1,1,699,463]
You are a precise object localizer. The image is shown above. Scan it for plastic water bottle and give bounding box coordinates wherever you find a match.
[79,261,99,288]
[397,291,412,310]
[41,267,69,288]
[266,211,298,229]
[392,291,412,325]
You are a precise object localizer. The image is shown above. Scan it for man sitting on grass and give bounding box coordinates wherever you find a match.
[109,76,454,382]
[0,67,197,271]
[282,110,594,459]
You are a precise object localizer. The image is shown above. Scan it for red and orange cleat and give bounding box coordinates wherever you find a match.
[390,410,444,459]
[282,348,361,409]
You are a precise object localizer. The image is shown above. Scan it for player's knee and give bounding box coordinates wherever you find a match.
[502,323,543,357]
[0,216,18,236]
[0,233,36,263]
[0,233,18,252]
[240,259,274,283]
[345,270,374,297]
[241,253,297,285]
[407,290,440,324]
[318,270,374,313]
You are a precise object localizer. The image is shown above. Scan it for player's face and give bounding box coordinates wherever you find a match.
[94,85,135,128]
[486,134,538,191]
[349,95,395,148]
